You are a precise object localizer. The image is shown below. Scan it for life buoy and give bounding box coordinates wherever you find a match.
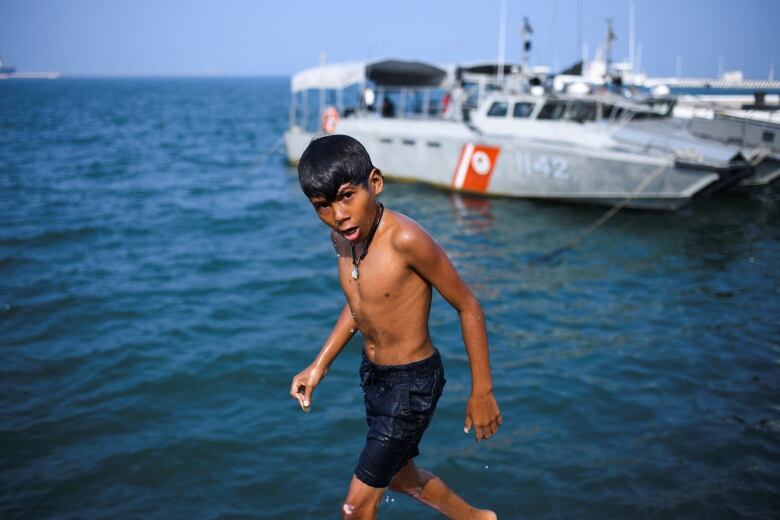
[321,106,339,133]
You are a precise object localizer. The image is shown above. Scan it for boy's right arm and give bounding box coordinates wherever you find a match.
[289,302,357,412]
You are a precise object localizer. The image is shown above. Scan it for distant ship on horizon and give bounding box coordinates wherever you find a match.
[0,56,60,79]
[0,56,16,74]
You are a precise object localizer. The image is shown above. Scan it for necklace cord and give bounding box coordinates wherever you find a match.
[351,202,384,268]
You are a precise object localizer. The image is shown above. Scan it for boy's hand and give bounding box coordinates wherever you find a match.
[290,363,328,412]
[464,390,502,442]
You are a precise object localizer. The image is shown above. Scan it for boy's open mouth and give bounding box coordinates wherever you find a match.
[339,226,360,241]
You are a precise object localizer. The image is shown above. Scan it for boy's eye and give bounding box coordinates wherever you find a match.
[342,192,353,199]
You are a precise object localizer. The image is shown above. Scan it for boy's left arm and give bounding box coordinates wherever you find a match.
[395,225,503,442]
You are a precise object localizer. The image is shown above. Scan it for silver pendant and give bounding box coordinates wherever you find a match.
[351,265,359,280]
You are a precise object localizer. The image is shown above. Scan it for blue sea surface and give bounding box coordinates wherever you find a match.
[1,78,779,519]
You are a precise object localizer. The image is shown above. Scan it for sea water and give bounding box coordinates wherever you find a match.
[1,78,779,518]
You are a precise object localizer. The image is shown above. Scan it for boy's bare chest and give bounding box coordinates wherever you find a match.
[337,251,409,304]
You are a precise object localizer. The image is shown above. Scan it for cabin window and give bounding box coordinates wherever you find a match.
[762,131,775,143]
[565,101,596,122]
[602,104,625,120]
[487,102,509,117]
[537,101,567,120]
[513,102,534,118]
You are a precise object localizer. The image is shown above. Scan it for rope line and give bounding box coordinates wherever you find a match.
[534,161,669,263]
[241,134,286,176]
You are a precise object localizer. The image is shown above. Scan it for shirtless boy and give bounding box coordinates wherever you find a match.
[290,135,502,519]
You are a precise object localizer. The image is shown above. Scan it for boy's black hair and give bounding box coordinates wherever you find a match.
[298,134,375,201]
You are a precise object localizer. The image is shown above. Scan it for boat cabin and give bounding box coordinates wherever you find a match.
[473,92,674,128]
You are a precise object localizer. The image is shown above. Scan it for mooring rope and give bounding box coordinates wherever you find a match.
[534,161,669,264]
[241,134,286,176]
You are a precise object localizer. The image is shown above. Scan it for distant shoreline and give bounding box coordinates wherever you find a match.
[1,72,291,79]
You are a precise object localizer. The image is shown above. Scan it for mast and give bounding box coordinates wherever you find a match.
[629,0,636,71]
[604,18,616,80]
[497,0,507,83]
[576,0,582,65]
[521,17,533,75]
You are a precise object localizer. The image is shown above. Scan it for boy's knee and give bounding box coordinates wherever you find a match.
[341,495,380,518]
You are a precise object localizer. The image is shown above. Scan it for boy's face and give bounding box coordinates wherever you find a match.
[309,169,384,243]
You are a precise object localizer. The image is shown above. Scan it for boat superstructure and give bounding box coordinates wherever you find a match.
[284,60,753,210]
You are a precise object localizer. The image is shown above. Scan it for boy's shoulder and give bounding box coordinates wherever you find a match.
[385,209,435,253]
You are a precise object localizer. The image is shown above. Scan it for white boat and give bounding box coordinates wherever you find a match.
[284,60,752,210]
[624,95,780,191]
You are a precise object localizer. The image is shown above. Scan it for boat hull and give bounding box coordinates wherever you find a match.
[284,121,722,210]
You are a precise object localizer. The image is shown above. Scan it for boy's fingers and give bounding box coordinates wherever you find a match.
[464,416,472,433]
[303,385,313,408]
[290,378,310,411]
[290,387,303,405]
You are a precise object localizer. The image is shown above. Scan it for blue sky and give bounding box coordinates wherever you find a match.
[1,0,778,78]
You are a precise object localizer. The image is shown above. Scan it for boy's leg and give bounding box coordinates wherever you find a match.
[389,458,496,520]
[342,474,386,520]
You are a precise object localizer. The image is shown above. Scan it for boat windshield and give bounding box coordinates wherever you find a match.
[487,101,509,117]
[565,101,596,122]
[602,104,626,120]
[538,100,566,120]
[513,102,534,118]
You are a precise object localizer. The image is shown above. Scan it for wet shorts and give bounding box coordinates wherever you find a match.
[355,347,446,488]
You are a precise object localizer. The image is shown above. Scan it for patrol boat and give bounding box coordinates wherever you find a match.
[284,60,752,210]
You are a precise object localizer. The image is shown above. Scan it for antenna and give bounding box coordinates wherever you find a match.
[497,0,507,83]
[604,18,616,79]
[628,0,636,70]
[576,0,582,65]
[521,16,533,74]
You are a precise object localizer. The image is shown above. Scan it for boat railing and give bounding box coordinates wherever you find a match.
[290,84,456,133]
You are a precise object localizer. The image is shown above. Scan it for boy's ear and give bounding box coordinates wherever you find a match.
[369,168,384,196]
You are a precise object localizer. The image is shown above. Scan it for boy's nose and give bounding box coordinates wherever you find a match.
[333,204,349,225]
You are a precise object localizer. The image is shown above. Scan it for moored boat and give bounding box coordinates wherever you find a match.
[284,60,753,210]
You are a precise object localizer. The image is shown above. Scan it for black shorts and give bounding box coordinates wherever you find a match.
[355,347,446,488]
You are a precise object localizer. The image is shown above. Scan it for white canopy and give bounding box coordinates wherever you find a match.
[290,60,453,92]
[291,62,366,93]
